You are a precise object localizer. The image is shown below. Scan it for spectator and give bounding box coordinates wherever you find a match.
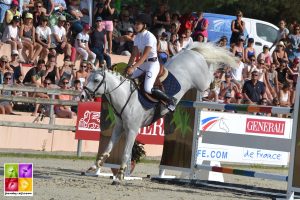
[3,0,20,27]
[33,1,46,27]
[193,32,205,43]
[219,73,240,102]
[45,58,59,84]
[75,23,96,63]
[79,0,89,24]
[53,0,67,12]
[287,58,299,105]
[168,33,180,57]
[193,11,208,42]
[288,25,300,58]
[75,60,88,88]
[242,70,266,104]
[71,79,81,113]
[20,12,42,64]
[90,16,111,69]
[64,20,77,62]
[0,71,16,115]
[170,11,180,33]
[51,15,71,59]
[202,68,223,102]
[272,41,289,65]
[169,23,178,38]
[54,77,75,118]
[22,0,35,14]
[230,10,245,45]
[0,55,13,83]
[10,50,24,84]
[217,36,228,48]
[112,17,121,53]
[23,59,46,86]
[94,0,115,54]
[157,31,169,64]
[178,12,195,36]
[2,16,23,60]
[58,57,75,87]
[41,0,54,16]
[0,0,12,24]
[265,62,279,97]
[153,2,170,30]
[279,83,291,107]
[257,45,272,66]
[68,0,82,20]
[116,27,135,56]
[232,54,244,86]
[271,20,289,49]
[31,77,51,116]
[232,35,245,62]
[244,38,256,64]
[178,33,186,52]
[36,15,52,60]
[117,9,134,35]
[276,60,289,88]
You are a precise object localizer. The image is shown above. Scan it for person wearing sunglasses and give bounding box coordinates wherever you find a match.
[54,77,75,119]
[0,72,17,115]
[242,70,266,105]
[0,55,13,84]
[75,60,88,88]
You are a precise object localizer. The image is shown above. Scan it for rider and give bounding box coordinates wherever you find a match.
[126,14,176,111]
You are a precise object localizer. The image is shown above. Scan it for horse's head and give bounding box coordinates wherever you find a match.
[81,69,106,101]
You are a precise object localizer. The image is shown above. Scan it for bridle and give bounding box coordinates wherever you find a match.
[83,70,136,119]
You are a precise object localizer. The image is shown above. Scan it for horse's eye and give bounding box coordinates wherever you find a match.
[94,79,100,83]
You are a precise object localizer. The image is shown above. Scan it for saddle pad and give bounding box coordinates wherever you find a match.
[138,71,181,110]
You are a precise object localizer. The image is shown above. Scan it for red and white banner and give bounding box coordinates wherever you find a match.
[75,101,164,144]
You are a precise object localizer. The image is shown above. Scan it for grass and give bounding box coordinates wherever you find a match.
[0,152,160,164]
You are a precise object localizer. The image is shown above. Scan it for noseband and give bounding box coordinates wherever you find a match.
[83,70,106,99]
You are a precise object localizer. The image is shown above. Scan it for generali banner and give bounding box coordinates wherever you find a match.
[75,101,164,144]
[198,111,293,166]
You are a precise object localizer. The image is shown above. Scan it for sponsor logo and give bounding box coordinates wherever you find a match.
[201,116,229,132]
[246,118,285,135]
[4,163,33,196]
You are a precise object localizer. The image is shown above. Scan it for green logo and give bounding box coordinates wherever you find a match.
[4,163,18,178]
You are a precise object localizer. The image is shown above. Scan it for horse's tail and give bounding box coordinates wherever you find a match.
[189,42,238,70]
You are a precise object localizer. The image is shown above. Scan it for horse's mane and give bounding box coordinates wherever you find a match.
[95,68,130,83]
[188,42,239,71]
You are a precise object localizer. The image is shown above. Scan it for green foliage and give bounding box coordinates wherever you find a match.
[105,105,116,128]
[171,107,193,138]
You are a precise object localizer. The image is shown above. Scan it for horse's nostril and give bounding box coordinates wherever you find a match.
[80,95,85,101]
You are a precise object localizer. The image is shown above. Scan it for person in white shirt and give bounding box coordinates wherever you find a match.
[75,24,96,63]
[2,16,23,58]
[51,15,71,58]
[126,14,176,111]
[36,16,52,60]
[182,28,193,49]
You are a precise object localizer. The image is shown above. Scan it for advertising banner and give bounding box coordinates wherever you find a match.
[75,101,164,144]
[198,111,293,166]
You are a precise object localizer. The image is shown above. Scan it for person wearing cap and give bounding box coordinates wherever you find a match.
[272,41,288,65]
[2,15,24,61]
[75,23,96,63]
[126,13,176,111]
[94,0,115,54]
[244,38,256,64]
[230,10,245,45]
[3,0,20,25]
[20,12,43,63]
[36,15,52,60]
[90,16,111,68]
[51,15,71,58]
[116,26,135,56]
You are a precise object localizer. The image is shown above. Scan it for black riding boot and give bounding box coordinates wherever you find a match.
[151,88,177,111]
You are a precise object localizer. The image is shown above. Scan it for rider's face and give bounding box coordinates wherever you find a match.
[134,22,144,32]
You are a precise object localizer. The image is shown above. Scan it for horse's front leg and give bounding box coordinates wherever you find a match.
[96,119,123,167]
[112,129,138,185]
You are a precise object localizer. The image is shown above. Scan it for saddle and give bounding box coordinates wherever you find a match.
[139,64,169,103]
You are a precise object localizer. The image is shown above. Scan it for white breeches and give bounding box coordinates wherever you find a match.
[131,61,160,94]
[77,47,96,63]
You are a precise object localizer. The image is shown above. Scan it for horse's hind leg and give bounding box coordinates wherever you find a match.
[96,119,123,167]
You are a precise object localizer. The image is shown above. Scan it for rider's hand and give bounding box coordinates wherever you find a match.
[126,66,135,76]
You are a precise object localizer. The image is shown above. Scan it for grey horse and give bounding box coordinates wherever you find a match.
[81,42,238,184]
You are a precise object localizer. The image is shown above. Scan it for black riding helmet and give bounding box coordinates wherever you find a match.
[135,13,151,28]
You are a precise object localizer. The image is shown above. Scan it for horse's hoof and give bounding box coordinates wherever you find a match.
[111,180,121,185]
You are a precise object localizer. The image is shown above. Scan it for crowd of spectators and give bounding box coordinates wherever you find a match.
[0,0,298,118]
